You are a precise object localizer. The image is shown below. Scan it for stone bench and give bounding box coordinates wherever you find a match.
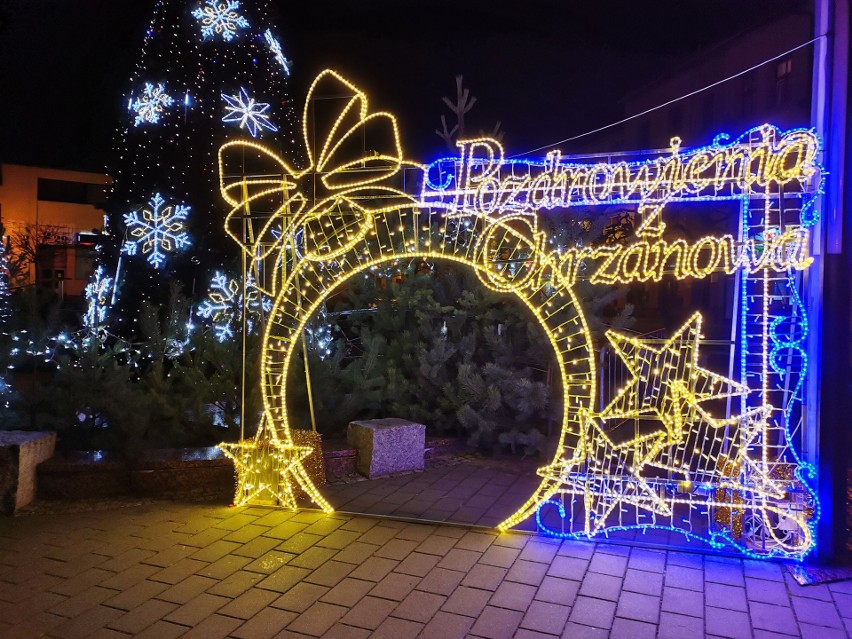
[0,431,56,514]
[347,418,426,479]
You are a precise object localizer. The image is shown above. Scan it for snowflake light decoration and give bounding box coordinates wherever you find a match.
[122,193,191,269]
[222,88,278,138]
[83,264,113,330]
[131,82,174,126]
[197,272,271,341]
[192,0,249,42]
[264,29,291,76]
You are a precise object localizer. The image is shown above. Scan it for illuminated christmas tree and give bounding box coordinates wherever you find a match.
[101,0,298,337]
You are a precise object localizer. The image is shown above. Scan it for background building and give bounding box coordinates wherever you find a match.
[0,164,110,298]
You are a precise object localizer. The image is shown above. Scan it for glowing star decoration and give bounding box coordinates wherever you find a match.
[219,422,332,510]
[192,0,249,42]
[122,193,191,268]
[131,82,174,126]
[214,69,822,558]
[264,29,291,76]
[83,265,113,330]
[222,88,278,138]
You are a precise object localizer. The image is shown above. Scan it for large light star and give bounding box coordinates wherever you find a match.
[220,427,325,509]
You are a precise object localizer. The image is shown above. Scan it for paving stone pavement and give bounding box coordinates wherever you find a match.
[0,502,850,639]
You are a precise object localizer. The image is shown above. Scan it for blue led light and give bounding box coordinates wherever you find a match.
[222,88,278,137]
[192,0,249,42]
[130,82,174,126]
[264,29,291,76]
[121,193,191,269]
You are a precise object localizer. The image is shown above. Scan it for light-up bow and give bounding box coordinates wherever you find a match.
[218,69,420,271]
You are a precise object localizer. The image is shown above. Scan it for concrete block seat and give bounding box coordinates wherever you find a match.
[0,430,56,514]
[347,418,426,479]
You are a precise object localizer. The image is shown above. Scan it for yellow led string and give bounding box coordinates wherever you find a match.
[214,70,817,553]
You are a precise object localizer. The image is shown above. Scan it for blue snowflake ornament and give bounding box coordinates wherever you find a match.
[222,88,278,137]
[264,29,291,76]
[192,0,249,42]
[197,272,270,342]
[131,82,174,126]
[122,193,191,269]
[84,265,113,330]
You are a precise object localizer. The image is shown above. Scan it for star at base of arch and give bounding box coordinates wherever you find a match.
[219,429,334,512]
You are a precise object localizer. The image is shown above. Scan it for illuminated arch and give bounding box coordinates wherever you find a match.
[260,205,597,528]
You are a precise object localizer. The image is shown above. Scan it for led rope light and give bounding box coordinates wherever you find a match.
[215,69,821,559]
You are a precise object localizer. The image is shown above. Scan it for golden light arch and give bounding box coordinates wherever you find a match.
[217,69,596,529]
[217,70,821,556]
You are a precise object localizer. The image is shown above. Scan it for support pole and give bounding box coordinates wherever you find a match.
[809,0,849,563]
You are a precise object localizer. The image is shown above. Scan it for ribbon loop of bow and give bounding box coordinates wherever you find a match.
[218,69,419,265]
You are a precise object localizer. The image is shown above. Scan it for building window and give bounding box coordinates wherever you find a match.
[775,59,792,107]
[37,178,106,207]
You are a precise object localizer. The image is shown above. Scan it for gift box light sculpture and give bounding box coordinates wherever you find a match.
[217,69,821,559]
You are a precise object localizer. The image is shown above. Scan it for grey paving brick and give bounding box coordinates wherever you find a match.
[519,540,560,564]
[241,549,295,573]
[469,605,524,639]
[750,601,799,635]
[587,552,628,577]
[791,595,844,628]
[368,572,420,601]
[231,606,297,639]
[109,599,180,635]
[288,546,338,570]
[416,566,465,595]
[627,548,666,573]
[798,623,847,638]
[665,564,704,591]
[349,556,398,582]
[163,593,228,627]
[392,590,445,623]
[505,559,549,586]
[569,596,616,630]
[395,551,440,577]
[460,563,508,590]
[321,622,372,639]
[206,570,264,598]
[658,610,704,639]
[706,581,749,611]
[622,568,664,596]
[419,610,473,639]
[216,587,278,619]
[535,575,579,607]
[489,580,537,611]
[371,616,423,639]
[338,596,396,630]
[560,622,610,638]
[610,617,657,639]
[257,565,312,593]
[704,558,745,587]
[180,613,242,638]
[475,544,520,571]
[156,575,217,604]
[745,576,790,605]
[132,620,188,639]
[616,590,660,624]
[661,585,704,617]
[287,601,349,636]
[442,585,492,617]
[272,582,330,613]
[332,541,380,565]
[547,555,589,580]
[520,600,570,635]
[320,577,374,607]
[705,606,752,639]
[578,571,622,601]
[49,604,124,639]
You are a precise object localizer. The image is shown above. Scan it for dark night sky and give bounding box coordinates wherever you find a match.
[0,0,808,172]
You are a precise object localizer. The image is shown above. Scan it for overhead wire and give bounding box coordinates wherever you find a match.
[511,34,826,158]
